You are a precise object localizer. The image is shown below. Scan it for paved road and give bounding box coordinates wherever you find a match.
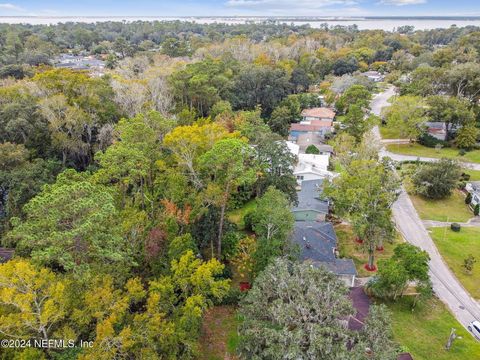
[423,218,480,228]
[393,191,480,328]
[372,87,480,332]
[372,86,480,170]
[379,149,480,170]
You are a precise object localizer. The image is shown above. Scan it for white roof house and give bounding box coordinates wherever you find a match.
[294,154,336,184]
[285,141,300,156]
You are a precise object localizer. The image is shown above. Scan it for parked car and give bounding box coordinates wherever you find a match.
[468,320,480,339]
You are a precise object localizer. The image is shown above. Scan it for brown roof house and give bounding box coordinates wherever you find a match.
[289,108,336,140]
[301,107,336,122]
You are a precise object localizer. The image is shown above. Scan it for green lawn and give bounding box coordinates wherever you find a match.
[228,200,257,230]
[430,227,480,300]
[379,125,403,139]
[463,169,480,181]
[335,224,400,277]
[386,143,480,163]
[410,190,472,223]
[386,297,480,360]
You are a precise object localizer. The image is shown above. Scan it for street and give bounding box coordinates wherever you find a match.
[371,86,480,333]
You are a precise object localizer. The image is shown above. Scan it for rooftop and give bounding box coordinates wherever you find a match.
[292,221,357,277]
[301,107,336,119]
[293,221,337,262]
[290,120,333,133]
[293,179,329,214]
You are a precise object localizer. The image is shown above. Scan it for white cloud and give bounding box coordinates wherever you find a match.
[226,0,358,11]
[379,0,427,6]
[0,3,24,12]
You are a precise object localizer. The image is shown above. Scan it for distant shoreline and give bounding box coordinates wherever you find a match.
[1,16,480,30]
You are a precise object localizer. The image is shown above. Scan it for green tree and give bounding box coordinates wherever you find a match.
[412,159,461,199]
[426,95,475,139]
[369,243,431,300]
[6,170,131,274]
[325,159,399,269]
[254,136,298,203]
[305,144,320,154]
[238,258,399,359]
[343,103,376,142]
[336,84,372,114]
[229,65,291,116]
[359,304,399,360]
[163,122,235,189]
[455,121,479,150]
[250,187,294,273]
[268,105,292,137]
[383,95,427,141]
[199,138,258,258]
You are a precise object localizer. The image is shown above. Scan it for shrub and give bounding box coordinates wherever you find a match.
[461,173,471,181]
[466,193,472,204]
[243,211,255,232]
[459,149,467,156]
[475,204,480,216]
[451,223,461,232]
[218,286,245,305]
[305,144,320,154]
[417,133,447,148]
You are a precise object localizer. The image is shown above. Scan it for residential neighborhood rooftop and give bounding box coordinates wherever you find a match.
[293,179,329,214]
[301,107,336,119]
[292,221,357,277]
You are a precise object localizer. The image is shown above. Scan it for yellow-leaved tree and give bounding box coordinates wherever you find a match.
[0,259,69,340]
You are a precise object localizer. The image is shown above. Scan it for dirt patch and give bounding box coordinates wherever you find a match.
[199,305,239,360]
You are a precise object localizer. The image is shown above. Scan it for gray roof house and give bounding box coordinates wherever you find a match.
[292,179,329,222]
[293,221,357,287]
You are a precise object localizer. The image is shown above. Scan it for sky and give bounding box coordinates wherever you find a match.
[0,0,479,17]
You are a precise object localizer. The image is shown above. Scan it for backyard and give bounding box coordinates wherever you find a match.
[430,226,480,300]
[386,296,480,360]
[386,143,480,163]
[335,224,399,276]
[228,200,257,231]
[199,305,240,360]
[410,190,472,223]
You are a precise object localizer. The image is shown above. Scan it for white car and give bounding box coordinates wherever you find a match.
[468,320,480,339]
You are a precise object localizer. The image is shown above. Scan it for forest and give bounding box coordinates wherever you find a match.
[1,19,480,359]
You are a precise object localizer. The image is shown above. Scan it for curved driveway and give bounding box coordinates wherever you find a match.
[372,86,480,332]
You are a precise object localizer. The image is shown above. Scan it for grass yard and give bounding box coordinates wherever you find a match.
[228,200,257,230]
[198,305,240,360]
[379,125,403,139]
[335,224,400,277]
[409,190,472,223]
[430,227,480,300]
[385,297,480,360]
[386,143,480,163]
[463,169,480,181]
